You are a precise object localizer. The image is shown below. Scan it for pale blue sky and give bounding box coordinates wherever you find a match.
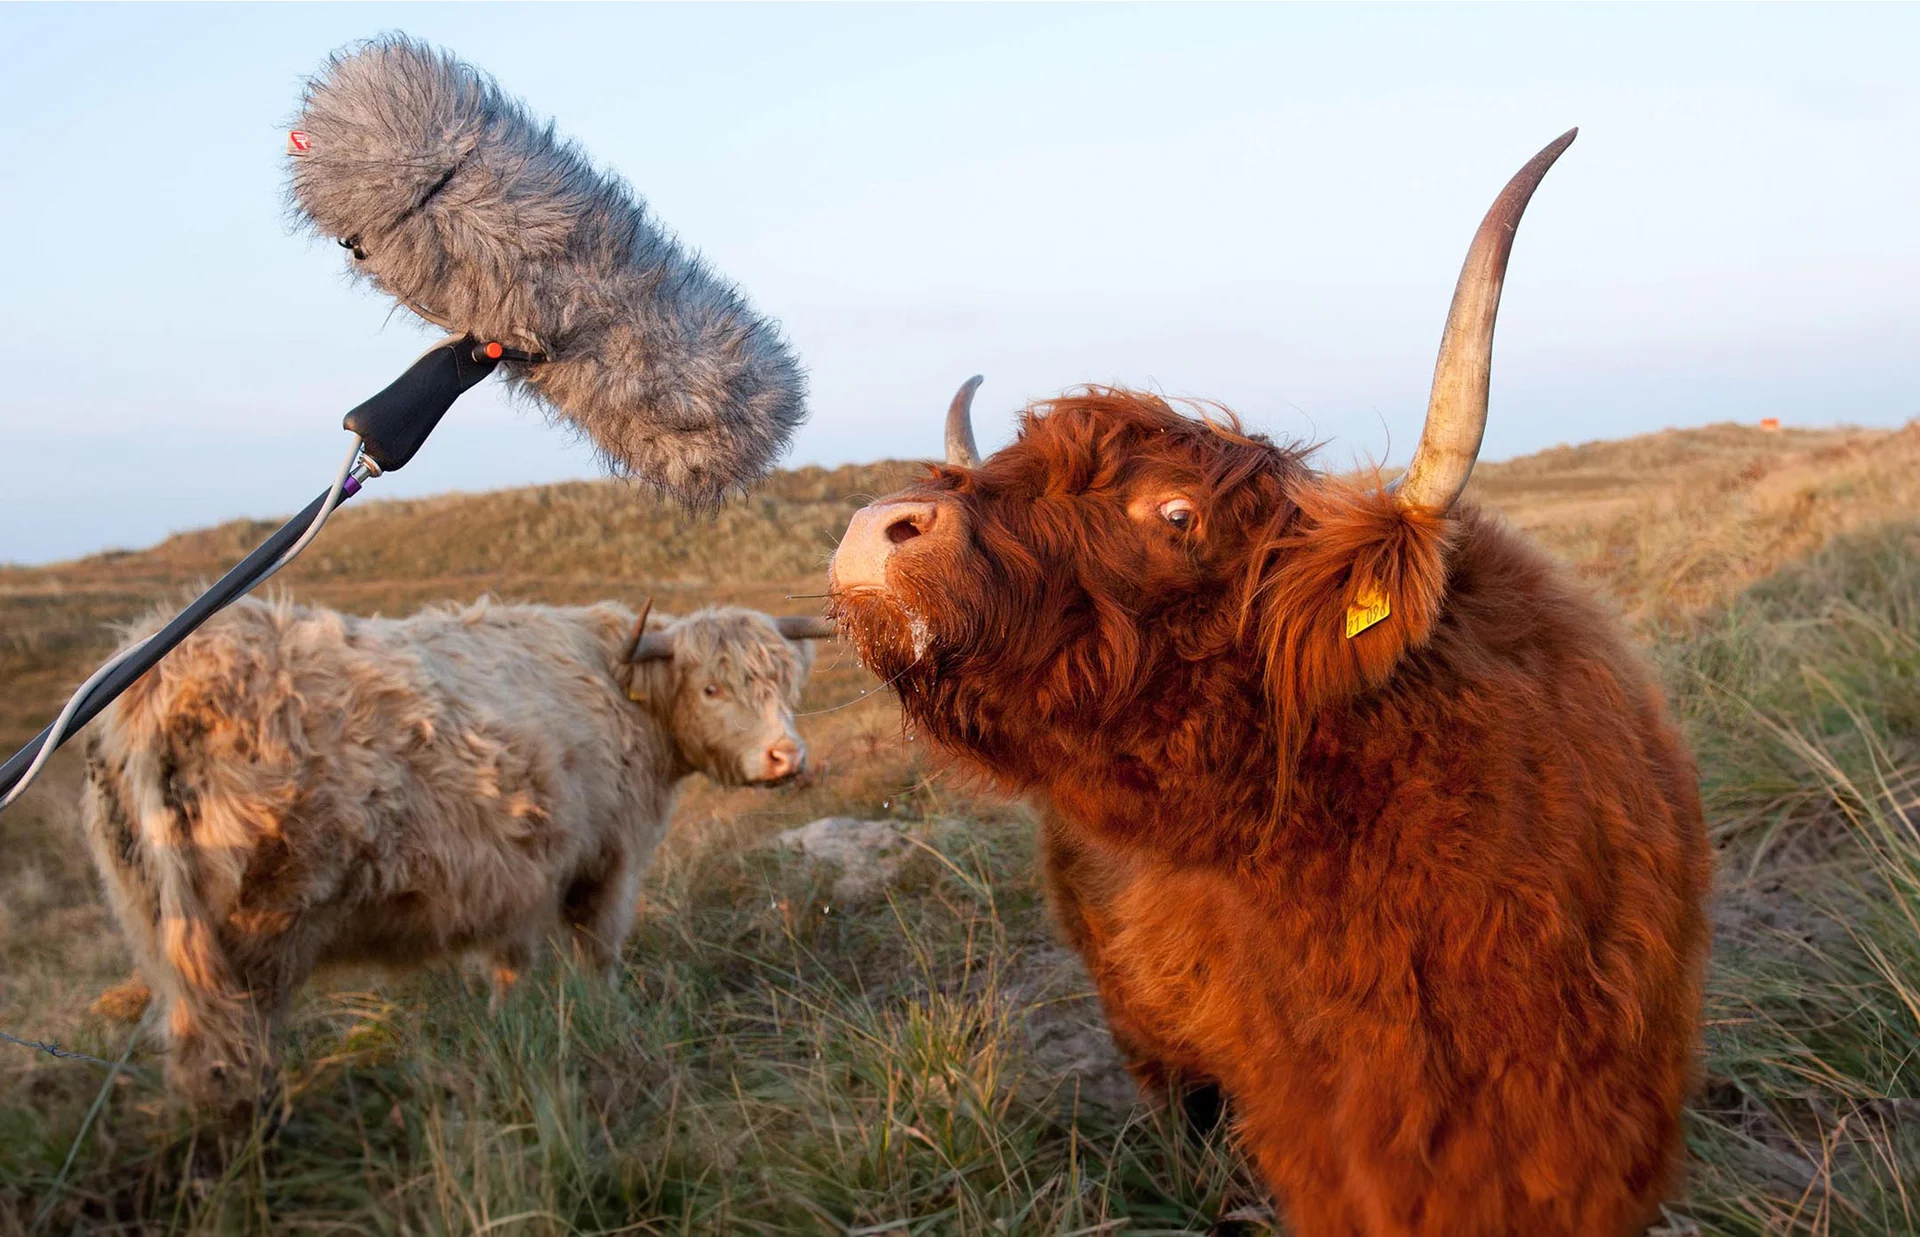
[2,3,1915,564]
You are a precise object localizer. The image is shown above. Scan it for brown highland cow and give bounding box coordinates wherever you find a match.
[828,132,1712,1236]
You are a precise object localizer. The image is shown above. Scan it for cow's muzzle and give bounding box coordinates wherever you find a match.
[750,737,807,786]
[832,500,945,594]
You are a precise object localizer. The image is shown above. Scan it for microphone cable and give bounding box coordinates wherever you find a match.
[0,334,514,814]
[0,434,366,812]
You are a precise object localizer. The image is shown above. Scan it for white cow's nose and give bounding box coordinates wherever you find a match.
[760,738,804,783]
[832,500,942,593]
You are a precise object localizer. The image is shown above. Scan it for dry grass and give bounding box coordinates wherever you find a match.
[1469,421,1920,622]
[3,421,1920,1234]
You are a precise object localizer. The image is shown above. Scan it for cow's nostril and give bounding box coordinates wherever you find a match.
[837,501,939,591]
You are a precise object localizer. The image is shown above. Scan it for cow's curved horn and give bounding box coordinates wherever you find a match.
[945,375,985,468]
[1397,129,1576,514]
[622,597,656,662]
[629,596,679,662]
[775,616,839,641]
[631,633,676,661]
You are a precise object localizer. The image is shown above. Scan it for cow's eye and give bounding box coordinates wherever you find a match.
[1158,498,1196,531]
[702,683,722,699]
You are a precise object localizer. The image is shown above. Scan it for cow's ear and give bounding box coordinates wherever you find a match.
[621,653,674,708]
[1242,474,1453,755]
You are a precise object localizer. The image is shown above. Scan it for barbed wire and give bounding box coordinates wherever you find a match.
[28,1023,142,1237]
[1,1026,131,1070]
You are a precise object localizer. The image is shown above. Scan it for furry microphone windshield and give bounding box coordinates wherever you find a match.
[288,36,807,508]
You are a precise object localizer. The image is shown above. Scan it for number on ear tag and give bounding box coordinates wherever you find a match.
[1345,584,1391,639]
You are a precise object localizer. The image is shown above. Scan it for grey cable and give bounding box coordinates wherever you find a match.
[0,435,365,811]
[248,433,365,590]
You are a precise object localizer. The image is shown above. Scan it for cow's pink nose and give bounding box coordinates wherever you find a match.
[833,501,941,593]
[762,740,804,782]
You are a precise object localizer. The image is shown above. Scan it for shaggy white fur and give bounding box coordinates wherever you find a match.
[80,596,816,1116]
[287,36,807,506]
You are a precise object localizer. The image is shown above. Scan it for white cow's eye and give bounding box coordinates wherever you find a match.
[1159,498,1196,530]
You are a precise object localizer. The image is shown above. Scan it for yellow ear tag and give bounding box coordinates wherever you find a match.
[1345,583,1391,639]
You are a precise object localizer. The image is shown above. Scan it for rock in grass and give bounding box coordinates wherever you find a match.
[775,817,914,903]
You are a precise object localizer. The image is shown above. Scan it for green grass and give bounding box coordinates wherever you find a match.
[1,802,1273,1235]
[1662,522,1920,1235]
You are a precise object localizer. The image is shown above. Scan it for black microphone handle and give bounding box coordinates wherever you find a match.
[0,488,335,800]
[0,336,508,807]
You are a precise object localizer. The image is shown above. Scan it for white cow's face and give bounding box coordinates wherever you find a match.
[625,608,817,787]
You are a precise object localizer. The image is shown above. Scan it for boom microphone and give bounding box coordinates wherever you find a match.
[288,35,808,507]
[0,35,815,811]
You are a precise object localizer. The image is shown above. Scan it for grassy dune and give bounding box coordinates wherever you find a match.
[3,421,1920,1234]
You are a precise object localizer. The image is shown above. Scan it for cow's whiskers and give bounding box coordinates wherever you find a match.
[795,660,917,718]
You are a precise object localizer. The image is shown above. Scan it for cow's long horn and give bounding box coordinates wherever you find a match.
[945,375,985,467]
[1397,129,1576,514]
[775,616,839,641]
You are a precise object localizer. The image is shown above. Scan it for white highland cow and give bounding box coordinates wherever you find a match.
[79,595,827,1115]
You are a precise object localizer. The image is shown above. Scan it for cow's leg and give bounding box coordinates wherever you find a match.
[209,912,331,1129]
[1038,812,1225,1134]
[1244,1141,1366,1237]
[560,844,641,980]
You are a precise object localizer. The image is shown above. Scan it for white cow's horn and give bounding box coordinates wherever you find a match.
[775,616,838,640]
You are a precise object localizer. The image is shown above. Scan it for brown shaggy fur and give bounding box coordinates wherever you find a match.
[830,390,1712,1237]
[80,596,815,1117]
